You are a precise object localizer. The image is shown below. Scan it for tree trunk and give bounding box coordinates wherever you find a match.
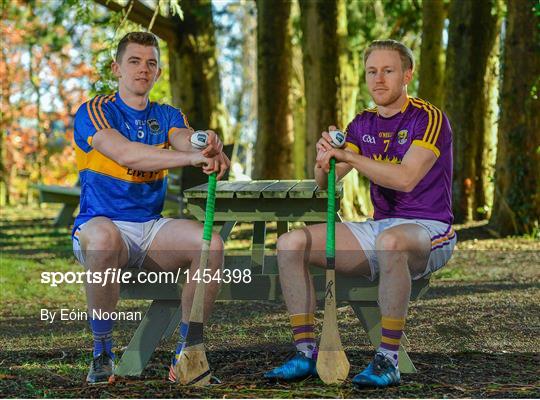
[28,43,43,206]
[477,18,502,220]
[290,1,305,179]
[336,0,358,129]
[0,131,8,206]
[490,0,540,236]
[444,0,499,223]
[418,0,445,107]
[1,44,11,206]
[299,0,339,178]
[337,0,370,220]
[254,0,293,179]
[168,0,225,136]
[230,0,257,175]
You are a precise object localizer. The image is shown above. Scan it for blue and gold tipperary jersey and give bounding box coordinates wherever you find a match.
[73,92,190,232]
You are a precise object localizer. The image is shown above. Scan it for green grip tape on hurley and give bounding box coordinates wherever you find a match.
[326,158,336,261]
[202,172,217,242]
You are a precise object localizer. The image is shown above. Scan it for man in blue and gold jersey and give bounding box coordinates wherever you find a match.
[265,40,456,388]
[72,32,230,384]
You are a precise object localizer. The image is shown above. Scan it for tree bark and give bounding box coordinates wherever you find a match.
[444,0,499,223]
[168,0,223,135]
[336,0,358,129]
[337,0,370,220]
[490,0,540,236]
[230,0,257,174]
[477,18,501,220]
[290,1,305,179]
[418,0,445,107]
[254,0,293,179]
[1,44,11,205]
[28,43,43,186]
[299,0,338,178]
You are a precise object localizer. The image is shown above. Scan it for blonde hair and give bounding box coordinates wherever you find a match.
[364,40,414,71]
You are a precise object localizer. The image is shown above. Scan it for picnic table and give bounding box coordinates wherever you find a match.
[115,179,430,377]
[34,184,81,226]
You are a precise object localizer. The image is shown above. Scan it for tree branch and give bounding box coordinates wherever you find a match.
[93,0,181,44]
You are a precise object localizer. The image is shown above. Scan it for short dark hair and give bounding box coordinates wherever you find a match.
[364,39,414,71]
[115,32,160,63]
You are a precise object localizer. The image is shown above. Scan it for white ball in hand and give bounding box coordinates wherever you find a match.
[329,130,346,148]
[190,130,208,150]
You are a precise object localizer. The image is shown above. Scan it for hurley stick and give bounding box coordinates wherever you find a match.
[316,157,350,384]
[175,133,217,386]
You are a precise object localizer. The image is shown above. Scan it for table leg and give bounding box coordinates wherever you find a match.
[54,204,78,227]
[219,221,236,242]
[348,301,417,373]
[115,299,181,377]
[251,221,266,274]
[276,221,288,237]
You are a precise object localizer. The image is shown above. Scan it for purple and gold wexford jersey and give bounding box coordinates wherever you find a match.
[345,97,453,224]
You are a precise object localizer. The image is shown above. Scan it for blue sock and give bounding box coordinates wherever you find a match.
[89,318,114,359]
[173,322,189,363]
[179,322,189,340]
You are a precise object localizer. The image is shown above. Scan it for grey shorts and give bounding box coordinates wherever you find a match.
[343,218,457,281]
[72,218,174,269]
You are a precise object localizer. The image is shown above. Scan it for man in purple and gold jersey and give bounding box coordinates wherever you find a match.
[72,32,230,384]
[265,40,456,388]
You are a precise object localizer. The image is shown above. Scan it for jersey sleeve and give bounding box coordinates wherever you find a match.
[167,106,191,143]
[344,115,362,154]
[411,106,450,158]
[74,96,115,153]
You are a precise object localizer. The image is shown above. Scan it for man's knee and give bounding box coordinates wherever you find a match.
[376,230,410,274]
[278,230,308,252]
[375,230,406,252]
[80,219,123,252]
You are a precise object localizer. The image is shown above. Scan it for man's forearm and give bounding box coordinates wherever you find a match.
[314,166,329,189]
[169,128,194,152]
[93,128,196,172]
[315,162,352,190]
[116,142,194,172]
[344,152,411,192]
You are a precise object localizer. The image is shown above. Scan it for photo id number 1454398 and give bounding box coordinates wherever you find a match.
[183,268,252,284]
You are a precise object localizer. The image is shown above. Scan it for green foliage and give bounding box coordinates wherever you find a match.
[73,3,171,102]
[169,0,184,20]
[2,0,104,199]
[2,0,174,204]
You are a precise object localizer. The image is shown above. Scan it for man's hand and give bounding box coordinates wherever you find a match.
[200,130,223,158]
[315,125,347,173]
[213,151,230,180]
[189,151,230,180]
[315,125,341,154]
[317,147,350,173]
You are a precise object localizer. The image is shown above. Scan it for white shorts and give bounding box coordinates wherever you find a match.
[343,218,457,281]
[72,218,173,269]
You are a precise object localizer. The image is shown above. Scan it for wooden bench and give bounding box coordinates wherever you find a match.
[114,180,430,377]
[34,184,81,226]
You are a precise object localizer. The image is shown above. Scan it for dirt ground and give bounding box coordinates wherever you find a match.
[1,206,539,398]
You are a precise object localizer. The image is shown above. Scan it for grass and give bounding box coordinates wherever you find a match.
[1,204,539,398]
